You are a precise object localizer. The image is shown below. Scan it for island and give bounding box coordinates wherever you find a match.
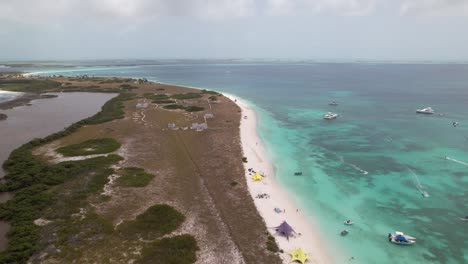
[0,76,282,264]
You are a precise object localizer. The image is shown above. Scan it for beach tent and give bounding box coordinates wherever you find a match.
[251,172,263,181]
[290,248,310,264]
[274,221,296,240]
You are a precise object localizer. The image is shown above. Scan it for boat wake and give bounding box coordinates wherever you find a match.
[336,154,368,175]
[407,167,429,198]
[445,156,468,167]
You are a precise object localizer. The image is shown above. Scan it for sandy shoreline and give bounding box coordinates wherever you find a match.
[226,94,334,264]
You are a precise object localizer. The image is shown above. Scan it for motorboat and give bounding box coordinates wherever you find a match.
[341,230,349,236]
[323,112,338,120]
[328,101,338,106]
[416,107,434,114]
[344,220,353,225]
[388,231,416,245]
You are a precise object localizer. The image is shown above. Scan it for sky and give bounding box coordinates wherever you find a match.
[1,0,468,61]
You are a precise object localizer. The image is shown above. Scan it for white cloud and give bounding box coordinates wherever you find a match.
[400,0,468,16]
[266,0,378,16]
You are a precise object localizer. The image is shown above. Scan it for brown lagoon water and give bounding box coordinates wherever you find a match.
[0,92,116,250]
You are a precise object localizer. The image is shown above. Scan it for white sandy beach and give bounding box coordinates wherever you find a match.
[225,94,334,264]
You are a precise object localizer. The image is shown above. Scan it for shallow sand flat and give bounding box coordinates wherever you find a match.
[226,94,335,264]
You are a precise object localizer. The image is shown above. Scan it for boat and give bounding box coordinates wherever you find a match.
[328,101,338,106]
[416,107,434,114]
[323,112,338,120]
[294,172,303,176]
[344,220,353,225]
[388,231,416,245]
[341,230,349,236]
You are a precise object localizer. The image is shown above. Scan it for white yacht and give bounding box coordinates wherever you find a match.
[416,107,434,114]
[323,112,338,120]
[328,101,338,106]
[388,231,416,245]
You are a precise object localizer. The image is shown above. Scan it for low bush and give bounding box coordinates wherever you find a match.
[136,235,198,264]
[118,204,185,239]
[117,167,154,187]
[57,138,121,157]
[170,93,202,100]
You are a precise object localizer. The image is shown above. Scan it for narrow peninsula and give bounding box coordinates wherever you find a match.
[0,76,282,263]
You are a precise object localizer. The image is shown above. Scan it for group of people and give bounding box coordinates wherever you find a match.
[255,193,270,199]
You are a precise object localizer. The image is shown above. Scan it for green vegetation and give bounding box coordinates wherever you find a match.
[163,104,187,110]
[230,181,238,187]
[0,79,61,92]
[184,106,204,112]
[163,104,205,112]
[136,235,198,264]
[0,113,7,120]
[170,93,202,100]
[242,157,248,163]
[201,89,221,95]
[118,204,185,239]
[57,138,121,157]
[0,89,134,263]
[208,95,218,101]
[266,235,279,252]
[143,93,176,104]
[119,84,137,91]
[117,167,154,187]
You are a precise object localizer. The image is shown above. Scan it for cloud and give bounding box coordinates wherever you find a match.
[0,0,256,24]
[266,0,378,16]
[400,0,468,16]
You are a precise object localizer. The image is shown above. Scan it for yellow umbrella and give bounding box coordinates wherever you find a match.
[251,172,263,181]
[290,248,310,264]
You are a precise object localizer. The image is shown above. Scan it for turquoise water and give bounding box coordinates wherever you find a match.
[5,63,468,263]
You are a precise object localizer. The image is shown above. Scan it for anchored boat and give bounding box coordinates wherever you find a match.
[388,231,416,245]
[323,112,338,120]
[416,107,434,114]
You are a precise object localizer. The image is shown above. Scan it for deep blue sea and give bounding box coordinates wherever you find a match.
[2,63,468,263]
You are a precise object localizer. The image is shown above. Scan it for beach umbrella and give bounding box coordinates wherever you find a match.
[275,221,296,240]
[290,248,310,264]
[251,172,263,181]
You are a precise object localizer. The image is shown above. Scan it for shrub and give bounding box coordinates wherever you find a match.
[117,167,154,187]
[136,235,198,264]
[118,204,185,239]
[184,106,204,112]
[163,104,186,110]
[170,93,202,100]
[201,89,221,95]
[242,157,248,163]
[56,138,121,157]
[266,235,279,252]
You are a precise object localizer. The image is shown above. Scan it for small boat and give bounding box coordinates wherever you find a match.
[344,220,353,225]
[459,216,468,221]
[416,107,434,114]
[328,101,338,106]
[388,231,416,245]
[341,230,349,236]
[294,172,303,176]
[323,112,338,120]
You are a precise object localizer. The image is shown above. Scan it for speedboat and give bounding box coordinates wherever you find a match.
[388,231,416,245]
[416,107,434,114]
[328,101,338,106]
[344,220,353,225]
[323,112,338,120]
[341,230,349,236]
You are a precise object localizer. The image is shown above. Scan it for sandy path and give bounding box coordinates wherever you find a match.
[226,94,335,264]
